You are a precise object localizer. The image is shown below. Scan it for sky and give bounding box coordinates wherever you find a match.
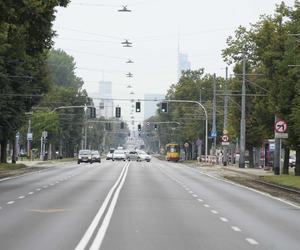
[53,0,296,124]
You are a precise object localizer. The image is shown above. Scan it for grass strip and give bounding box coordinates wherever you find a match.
[260,175,300,190]
[0,163,27,171]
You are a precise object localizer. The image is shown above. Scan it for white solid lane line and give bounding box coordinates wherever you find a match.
[90,163,129,250]
[75,162,129,250]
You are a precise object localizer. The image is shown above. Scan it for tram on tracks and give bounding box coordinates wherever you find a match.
[166,143,180,162]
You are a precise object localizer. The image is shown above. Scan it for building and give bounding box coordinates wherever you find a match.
[99,81,114,118]
[178,52,191,80]
[91,81,114,119]
[144,94,165,120]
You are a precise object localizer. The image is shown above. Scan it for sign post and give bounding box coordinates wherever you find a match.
[274,119,288,175]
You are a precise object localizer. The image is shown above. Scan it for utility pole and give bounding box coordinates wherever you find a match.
[239,54,246,168]
[212,73,217,155]
[223,67,229,165]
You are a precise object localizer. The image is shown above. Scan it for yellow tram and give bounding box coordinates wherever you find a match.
[166,143,180,162]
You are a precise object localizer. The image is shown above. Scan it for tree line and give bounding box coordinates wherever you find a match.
[149,1,300,175]
[0,1,127,163]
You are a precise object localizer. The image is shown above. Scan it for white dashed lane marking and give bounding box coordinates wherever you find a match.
[220,217,229,222]
[231,226,242,232]
[28,192,34,195]
[18,196,25,199]
[7,201,15,205]
[246,238,259,245]
[160,168,260,248]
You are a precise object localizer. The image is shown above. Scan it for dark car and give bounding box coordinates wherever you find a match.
[78,150,92,164]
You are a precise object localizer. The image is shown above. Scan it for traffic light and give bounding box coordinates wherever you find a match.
[138,124,141,131]
[89,107,96,118]
[154,124,158,130]
[120,122,125,129]
[115,107,121,118]
[161,102,168,113]
[136,102,141,112]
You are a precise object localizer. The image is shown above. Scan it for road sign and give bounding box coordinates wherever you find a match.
[275,133,288,139]
[27,133,33,141]
[210,131,217,138]
[222,135,229,142]
[184,142,189,148]
[146,122,150,126]
[275,120,288,133]
[222,142,230,146]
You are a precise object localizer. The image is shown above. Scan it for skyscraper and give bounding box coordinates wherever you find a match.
[99,81,113,118]
[178,52,191,80]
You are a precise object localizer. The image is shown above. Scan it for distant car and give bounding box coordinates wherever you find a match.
[137,150,151,162]
[91,150,101,163]
[78,150,92,164]
[112,150,126,161]
[106,148,115,160]
[126,151,139,161]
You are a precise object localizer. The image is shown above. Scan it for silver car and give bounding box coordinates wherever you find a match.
[126,151,139,161]
[112,150,126,161]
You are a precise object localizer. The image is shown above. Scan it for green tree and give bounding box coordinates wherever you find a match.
[0,0,69,162]
[47,49,84,89]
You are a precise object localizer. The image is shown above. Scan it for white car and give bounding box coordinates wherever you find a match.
[106,148,115,160]
[112,150,126,161]
[137,150,151,162]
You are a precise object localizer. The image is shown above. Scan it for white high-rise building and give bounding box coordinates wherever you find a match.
[178,52,191,80]
[98,81,113,118]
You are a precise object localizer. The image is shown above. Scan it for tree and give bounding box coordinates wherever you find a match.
[0,0,70,163]
[47,49,84,89]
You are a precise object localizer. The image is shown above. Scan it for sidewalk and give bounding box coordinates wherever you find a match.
[186,161,274,178]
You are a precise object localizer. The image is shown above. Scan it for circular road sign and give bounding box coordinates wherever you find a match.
[275,120,288,133]
[222,135,229,142]
[184,142,189,148]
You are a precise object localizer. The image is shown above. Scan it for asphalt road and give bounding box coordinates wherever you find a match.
[0,158,299,250]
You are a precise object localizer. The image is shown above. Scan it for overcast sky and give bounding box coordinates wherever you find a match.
[53,0,295,123]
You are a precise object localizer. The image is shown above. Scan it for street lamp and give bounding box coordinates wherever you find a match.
[118,5,132,12]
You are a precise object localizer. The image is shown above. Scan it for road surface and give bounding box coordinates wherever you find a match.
[0,158,299,250]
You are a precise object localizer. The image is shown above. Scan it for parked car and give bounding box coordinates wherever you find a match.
[91,150,101,163]
[126,151,139,161]
[137,150,151,162]
[78,150,92,164]
[112,150,126,161]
